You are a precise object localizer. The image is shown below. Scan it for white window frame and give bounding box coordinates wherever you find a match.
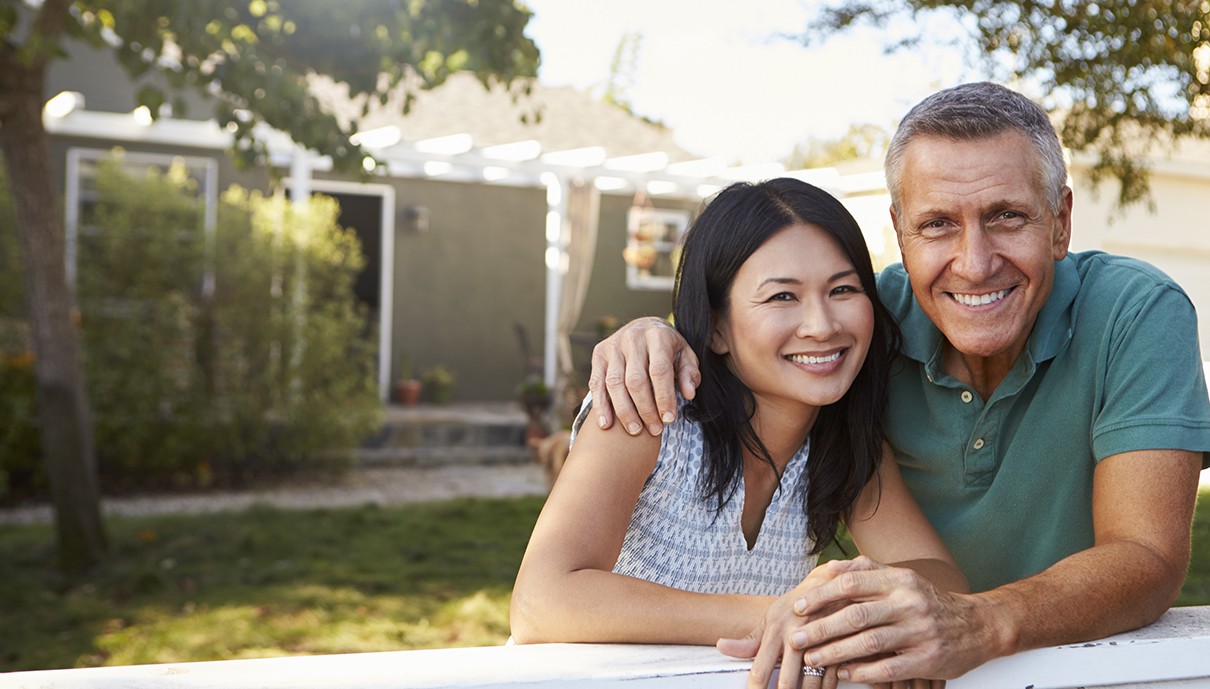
[288,177,397,402]
[624,206,689,291]
[65,148,219,293]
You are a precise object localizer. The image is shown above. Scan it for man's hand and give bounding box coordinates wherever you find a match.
[783,558,1002,685]
[588,316,699,436]
[718,559,951,689]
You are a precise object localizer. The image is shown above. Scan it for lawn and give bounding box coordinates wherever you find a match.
[2,490,1209,673]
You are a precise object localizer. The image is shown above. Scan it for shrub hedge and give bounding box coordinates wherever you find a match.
[0,156,381,499]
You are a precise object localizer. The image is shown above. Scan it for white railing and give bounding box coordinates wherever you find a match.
[3,606,1209,689]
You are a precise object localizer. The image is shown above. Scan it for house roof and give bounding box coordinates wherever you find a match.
[311,73,700,162]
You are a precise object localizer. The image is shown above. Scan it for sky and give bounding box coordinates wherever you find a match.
[522,0,987,165]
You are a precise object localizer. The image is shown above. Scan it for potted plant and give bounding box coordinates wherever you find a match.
[393,354,422,406]
[594,314,620,340]
[517,373,553,440]
[422,364,455,405]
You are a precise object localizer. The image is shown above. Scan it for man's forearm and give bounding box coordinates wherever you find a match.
[971,538,1186,658]
[978,450,1202,656]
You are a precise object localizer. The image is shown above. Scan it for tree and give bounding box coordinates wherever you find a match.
[603,31,641,114]
[803,0,1210,207]
[0,0,539,574]
[784,122,893,170]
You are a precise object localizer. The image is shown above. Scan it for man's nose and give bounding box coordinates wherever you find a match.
[951,226,997,281]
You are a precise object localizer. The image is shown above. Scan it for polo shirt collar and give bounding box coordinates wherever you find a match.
[899,255,1078,368]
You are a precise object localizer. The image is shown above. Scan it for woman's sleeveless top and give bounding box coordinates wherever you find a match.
[572,396,816,596]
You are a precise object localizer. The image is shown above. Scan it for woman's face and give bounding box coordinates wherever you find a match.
[711,223,874,418]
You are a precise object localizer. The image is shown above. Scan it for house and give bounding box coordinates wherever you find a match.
[41,36,1210,409]
[38,38,880,407]
[1067,137,1210,359]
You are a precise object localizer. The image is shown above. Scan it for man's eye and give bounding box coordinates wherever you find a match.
[917,220,951,236]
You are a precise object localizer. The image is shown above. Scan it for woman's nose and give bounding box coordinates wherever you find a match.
[796,299,841,339]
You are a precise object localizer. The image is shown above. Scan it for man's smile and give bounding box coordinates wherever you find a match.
[948,287,1013,307]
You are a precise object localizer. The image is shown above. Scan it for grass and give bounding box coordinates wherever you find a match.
[0,497,545,672]
[2,489,1209,673]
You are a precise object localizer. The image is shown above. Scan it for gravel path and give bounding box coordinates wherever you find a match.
[0,464,548,526]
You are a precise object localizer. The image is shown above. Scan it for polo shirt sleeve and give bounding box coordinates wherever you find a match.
[1091,281,1210,466]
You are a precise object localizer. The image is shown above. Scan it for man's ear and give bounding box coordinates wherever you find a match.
[1052,187,1074,260]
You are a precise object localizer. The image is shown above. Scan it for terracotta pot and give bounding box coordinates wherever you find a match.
[394,379,423,406]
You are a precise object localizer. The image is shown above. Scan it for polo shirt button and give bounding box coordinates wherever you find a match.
[973,438,985,450]
[961,391,973,403]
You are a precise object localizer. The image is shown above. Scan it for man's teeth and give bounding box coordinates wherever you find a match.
[789,352,841,365]
[952,289,1009,306]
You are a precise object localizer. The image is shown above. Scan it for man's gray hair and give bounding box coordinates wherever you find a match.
[885,82,1067,213]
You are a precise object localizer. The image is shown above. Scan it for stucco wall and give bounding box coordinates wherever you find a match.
[389,178,547,401]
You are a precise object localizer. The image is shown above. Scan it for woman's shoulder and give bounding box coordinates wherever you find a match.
[570,392,696,443]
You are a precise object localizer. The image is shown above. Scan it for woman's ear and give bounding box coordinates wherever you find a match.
[709,316,731,356]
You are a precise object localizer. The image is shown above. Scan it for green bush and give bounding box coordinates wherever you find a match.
[201,186,381,478]
[0,156,381,497]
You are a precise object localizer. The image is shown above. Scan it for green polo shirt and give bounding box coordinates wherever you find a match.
[878,251,1210,592]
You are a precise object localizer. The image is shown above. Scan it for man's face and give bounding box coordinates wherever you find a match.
[892,131,1073,364]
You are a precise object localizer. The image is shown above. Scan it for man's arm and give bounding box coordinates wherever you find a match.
[779,449,1201,684]
[972,448,1200,653]
[588,316,700,436]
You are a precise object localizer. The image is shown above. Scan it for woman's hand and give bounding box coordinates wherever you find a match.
[588,316,700,436]
[717,564,848,689]
[718,559,949,689]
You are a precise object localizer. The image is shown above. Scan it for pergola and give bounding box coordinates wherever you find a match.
[43,94,888,399]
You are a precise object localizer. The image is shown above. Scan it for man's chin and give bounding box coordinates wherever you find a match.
[942,332,1029,362]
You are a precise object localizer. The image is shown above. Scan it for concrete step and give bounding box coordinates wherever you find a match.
[353,445,533,467]
[357,401,534,467]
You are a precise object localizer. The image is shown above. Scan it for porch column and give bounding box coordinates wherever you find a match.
[541,172,568,390]
[290,146,312,206]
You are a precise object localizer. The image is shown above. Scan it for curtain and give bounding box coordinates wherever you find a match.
[555,178,600,418]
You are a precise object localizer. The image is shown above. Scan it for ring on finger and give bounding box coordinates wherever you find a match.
[802,665,826,678]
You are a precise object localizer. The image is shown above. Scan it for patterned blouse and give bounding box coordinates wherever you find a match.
[572,396,816,596]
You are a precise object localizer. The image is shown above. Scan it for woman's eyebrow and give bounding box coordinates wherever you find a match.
[756,276,801,289]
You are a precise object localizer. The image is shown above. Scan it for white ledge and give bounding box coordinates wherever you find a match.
[4,606,1209,689]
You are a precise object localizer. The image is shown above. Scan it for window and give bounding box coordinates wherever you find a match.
[623,206,689,290]
[65,148,218,295]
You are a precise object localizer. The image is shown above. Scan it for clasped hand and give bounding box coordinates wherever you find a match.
[719,557,984,689]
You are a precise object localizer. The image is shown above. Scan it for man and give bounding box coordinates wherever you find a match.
[587,82,1210,685]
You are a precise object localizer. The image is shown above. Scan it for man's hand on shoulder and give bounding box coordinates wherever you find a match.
[588,316,699,436]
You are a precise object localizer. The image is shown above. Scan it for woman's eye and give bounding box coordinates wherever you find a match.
[831,284,861,296]
[770,292,795,302]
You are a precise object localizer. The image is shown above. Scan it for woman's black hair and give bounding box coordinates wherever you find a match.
[673,177,901,555]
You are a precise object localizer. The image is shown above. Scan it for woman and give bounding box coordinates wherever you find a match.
[510,178,963,688]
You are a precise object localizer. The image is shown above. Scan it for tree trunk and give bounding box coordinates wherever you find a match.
[0,54,108,574]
